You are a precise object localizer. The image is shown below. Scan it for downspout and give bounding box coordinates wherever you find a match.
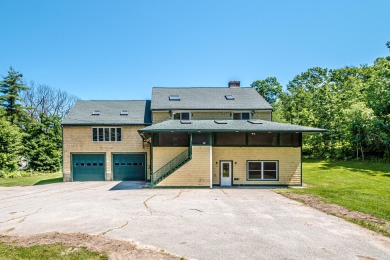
[209,133,213,189]
[61,125,65,182]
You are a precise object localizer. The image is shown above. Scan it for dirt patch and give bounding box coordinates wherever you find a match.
[279,192,390,233]
[0,232,182,260]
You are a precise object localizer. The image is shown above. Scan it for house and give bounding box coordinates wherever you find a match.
[61,81,325,187]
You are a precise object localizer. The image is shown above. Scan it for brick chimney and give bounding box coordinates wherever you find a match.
[228,81,240,88]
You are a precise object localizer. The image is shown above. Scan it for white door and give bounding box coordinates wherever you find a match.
[220,161,232,186]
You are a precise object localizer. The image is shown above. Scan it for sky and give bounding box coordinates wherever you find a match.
[1,0,389,100]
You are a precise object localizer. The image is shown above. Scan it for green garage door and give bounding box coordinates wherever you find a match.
[113,154,146,181]
[72,154,105,181]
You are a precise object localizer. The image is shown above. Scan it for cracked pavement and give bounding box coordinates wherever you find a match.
[0,182,389,260]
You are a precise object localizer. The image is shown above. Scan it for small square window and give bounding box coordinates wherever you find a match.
[233,113,241,120]
[242,113,250,120]
[181,112,190,120]
[169,95,180,101]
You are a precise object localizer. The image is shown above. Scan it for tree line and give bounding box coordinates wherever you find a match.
[252,42,390,161]
[0,68,78,173]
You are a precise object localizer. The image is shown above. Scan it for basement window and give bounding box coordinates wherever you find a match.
[247,161,278,180]
[169,95,180,101]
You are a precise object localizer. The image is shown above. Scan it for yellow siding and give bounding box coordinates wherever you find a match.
[212,147,301,186]
[154,146,211,187]
[252,111,272,121]
[192,112,231,120]
[152,147,187,171]
[152,111,171,123]
[63,126,150,181]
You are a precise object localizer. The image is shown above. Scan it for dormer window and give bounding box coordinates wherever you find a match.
[120,110,128,115]
[225,95,234,100]
[92,110,100,115]
[169,95,180,101]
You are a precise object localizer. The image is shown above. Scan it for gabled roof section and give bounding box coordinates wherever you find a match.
[139,120,327,133]
[62,100,152,126]
[151,87,273,111]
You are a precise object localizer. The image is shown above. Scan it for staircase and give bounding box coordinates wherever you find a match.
[152,148,192,186]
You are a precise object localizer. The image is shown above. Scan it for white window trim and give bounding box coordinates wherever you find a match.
[247,160,278,181]
[92,127,122,142]
[232,112,251,120]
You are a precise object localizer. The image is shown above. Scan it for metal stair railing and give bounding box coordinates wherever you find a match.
[152,148,191,186]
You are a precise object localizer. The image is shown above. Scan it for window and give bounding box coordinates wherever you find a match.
[92,128,122,142]
[248,133,278,146]
[214,132,246,146]
[225,95,234,100]
[279,133,300,146]
[169,95,180,101]
[173,112,190,120]
[247,161,278,180]
[120,110,128,115]
[232,112,250,120]
[192,133,210,145]
[153,133,189,146]
[91,110,100,115]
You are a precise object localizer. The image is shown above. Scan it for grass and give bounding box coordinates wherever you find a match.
[282,159,390,236]
[0,172,62,187]
[0,242,107,260]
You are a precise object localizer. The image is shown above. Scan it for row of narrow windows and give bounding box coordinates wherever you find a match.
[92,128,122,142]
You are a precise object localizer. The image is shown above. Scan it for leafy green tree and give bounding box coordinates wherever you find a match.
[0,67,29,124]
[0,113,24,171]
[251,77,282,104]
[23,114,62,172]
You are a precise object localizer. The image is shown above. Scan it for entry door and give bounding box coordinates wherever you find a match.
[220,161,232,186]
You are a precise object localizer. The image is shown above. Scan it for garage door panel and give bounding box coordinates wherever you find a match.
[113,154,145,181]
[73,154,105,181]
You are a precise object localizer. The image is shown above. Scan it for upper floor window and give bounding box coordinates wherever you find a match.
[92,128,121,142]
[232,112,250,120]
[173,112,190,120]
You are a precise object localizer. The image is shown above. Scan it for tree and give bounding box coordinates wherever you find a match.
[0,67,29,124]
[21,82,78,121]
[387,41,390,51]
[251,77,282,104]
[0,113,24,171]
[23,114,62,172]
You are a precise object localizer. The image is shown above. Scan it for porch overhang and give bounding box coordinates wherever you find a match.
[137,120,327,135]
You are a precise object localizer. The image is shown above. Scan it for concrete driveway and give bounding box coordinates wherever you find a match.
[0,182,389,260]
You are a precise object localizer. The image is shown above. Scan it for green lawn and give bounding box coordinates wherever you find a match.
[281,160,390,236]
[0,172,62,187]
[290,160,390,221]
[0,242,107,260]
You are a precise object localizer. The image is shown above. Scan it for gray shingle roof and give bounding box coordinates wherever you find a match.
[62,100,151,125]
[138,120,326,133]
[151,87,273,110]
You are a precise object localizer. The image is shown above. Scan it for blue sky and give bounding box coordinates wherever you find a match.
[1,0,389,100]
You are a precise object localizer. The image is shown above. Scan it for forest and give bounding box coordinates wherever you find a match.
[0,42,389,174]
[0,69,78,175]
[252,42,390,161]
